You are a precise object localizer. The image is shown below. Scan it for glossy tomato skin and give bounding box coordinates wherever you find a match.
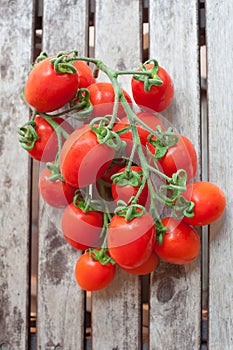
[154,217,200,265]
[38,167,76,208]
[182,182,226,226]
[111,165,149,207]
[87,82,132,118]
[75,251,116,291]
[60,125,115,188]
[73,60,96,88]
[107,212,155,269]
[148,134,197,182]
[24,57,79,112]
[121,251,159,275]
[61,202,104,250]
[131,64,174,112]
[28,115,74,162]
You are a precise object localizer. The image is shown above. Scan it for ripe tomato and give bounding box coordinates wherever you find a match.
[73,60,96,88]
[107,212,155,269]
[38,167,76,208]
[28,115,74,162]
[75,251,116,291]
[111,165,149,206]
[24,57,79,112]
[61,202,104,250]
[147,134,197,182]
[60,125,115,188]
[121,251,159,275]
[182,182,226,226]
[87,82,132,118]
[131,63,174,112]
[154,217,200,265]
[113,112,165,157]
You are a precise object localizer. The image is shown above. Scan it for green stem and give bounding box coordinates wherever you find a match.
[113,70,152,77]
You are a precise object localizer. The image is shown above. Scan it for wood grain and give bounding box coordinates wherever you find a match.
[149,1,201,349]
[92,1,143,349]
[0,0,35,349]
[206,1,233,349]
[36,1,88,349]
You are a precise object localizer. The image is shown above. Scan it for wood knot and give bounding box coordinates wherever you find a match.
[156,277,175,303]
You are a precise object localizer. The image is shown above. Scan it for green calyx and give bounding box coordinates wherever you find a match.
[133,58,163,92]
[111,169,142,187]
[46,162,64,182]
[148,126,179,160]
[18,120,39,151]
[114,200,146,222]
[89,248,115,266]
[73,191,103,213]
[50,50,79,74]
[90,116,124,150]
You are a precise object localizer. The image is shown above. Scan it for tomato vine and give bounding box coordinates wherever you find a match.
[17,50,226,291]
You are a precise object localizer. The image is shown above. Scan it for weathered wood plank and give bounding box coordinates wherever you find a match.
[149,1,201,349]
[205,1,233,349]
[94,0,143,94]
[0,0,35,349]
[92,1,143,349]
[36,1,88,349]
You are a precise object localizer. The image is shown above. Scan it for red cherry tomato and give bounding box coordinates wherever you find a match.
[24,57,79,112]
[154,217,200,265]
[131,63,174,112]
[111,165,149,207]
[60,125,115,188]
[38,167,76,208]
[87,82,132,118]
[107,212,155,269]
[148,134,198,182]
[61,202,104,250]
[182,182,226,226]
[121,251,159,275]
[73,60,96,88]
[75,251,116,291]
[28,115,74,162]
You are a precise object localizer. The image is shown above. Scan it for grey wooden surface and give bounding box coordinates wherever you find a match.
[149,1,201,349]
[92,2,143,349]
[206,1,233,349]
[0,0,34,349]
[36,1,88,349]
[0,0,232,349]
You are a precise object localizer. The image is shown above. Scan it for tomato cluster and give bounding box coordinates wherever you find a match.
[18,51,226,292]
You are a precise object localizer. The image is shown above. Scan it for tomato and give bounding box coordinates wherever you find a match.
[154,217,200,265]
[111,165,149,206]
[107,212,155,269]
[73,60,96,88]
[75,251,116,291]
[182,182,226,226]
[131,63,174,112]
[60,125,115,188]
[61,202,104,250]
[121,251,159,275]
[87,82,132,118]
[28,115,74,162]
[113,112,165,157]
[148,134,197,182]
[38,167,76,208]
[24,57,79,112]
